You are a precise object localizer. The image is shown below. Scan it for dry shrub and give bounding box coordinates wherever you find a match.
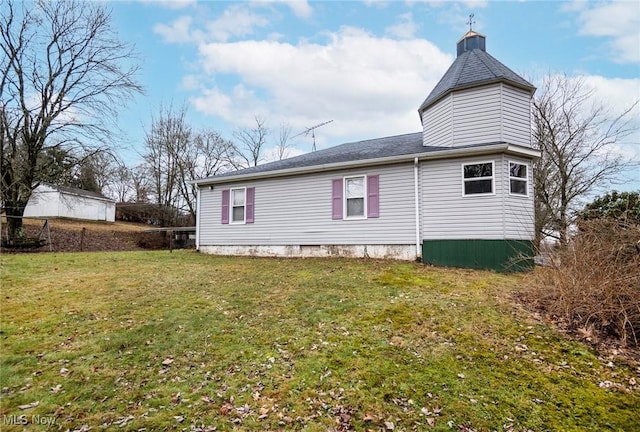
[136,231,169,250]
[525,219,640,347]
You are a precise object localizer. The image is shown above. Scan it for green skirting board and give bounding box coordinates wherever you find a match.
[422,239,534,272]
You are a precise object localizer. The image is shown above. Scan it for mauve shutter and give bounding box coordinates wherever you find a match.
[246,187,255,223]
[332,179,343,220]
[221,189,230,224]
[367,175,379,218]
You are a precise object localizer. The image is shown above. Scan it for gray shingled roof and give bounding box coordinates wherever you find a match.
[200,132,427,181]
[418,48,535,113]
[49,184,114,201]
[196,132,516,184]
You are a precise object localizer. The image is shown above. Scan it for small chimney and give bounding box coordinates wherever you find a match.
[457,31,486,56]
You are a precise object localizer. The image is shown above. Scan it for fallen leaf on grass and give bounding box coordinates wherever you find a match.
[51,384,62,393]
[18,401,39,410]
[220,401,234,416]
[162,358,174,366]
[426,417,436,426]
[384,421,395,430]
[112,415,134,427]
[363,413,376,422]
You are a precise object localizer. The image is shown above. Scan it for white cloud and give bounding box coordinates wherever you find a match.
[385,13,419,39]
[250,0,313,19]
[154,5,270,44]
[206,5,270,42]
[581,75,640,164]
[154,16,199,44]
[281,0,313,19]
[191,26,452,143]
[143,0,197,10]
[573,1,640,64]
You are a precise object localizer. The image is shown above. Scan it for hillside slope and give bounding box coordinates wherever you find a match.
[1,218,147,252]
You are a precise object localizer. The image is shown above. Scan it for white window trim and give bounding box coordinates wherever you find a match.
[508,160,529,197]
[344,175,368,220]
[230,187,246,224]
[461,161,495,197]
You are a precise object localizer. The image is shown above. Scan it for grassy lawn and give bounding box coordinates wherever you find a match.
[1,251,638,431]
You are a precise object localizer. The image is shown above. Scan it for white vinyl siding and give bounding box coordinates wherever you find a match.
[452,86,502,146]
[501,85,532,147]
[198,164,416,246]
[421,156,504,240]
[422,94,453,147]
[421,155,535,241]
[420,155,534,240]
[421,83,533,149]
[502,156,535,239]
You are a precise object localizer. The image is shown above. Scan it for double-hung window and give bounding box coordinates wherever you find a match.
[221,187,255,224]
[509,162,528,196]
[345,176,365,218]
[231,188,246,223]
[462,162,494,196]
[332,175,379,220]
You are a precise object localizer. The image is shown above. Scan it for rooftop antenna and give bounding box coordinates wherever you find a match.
[292,120,333,151]
[467,13,475,32]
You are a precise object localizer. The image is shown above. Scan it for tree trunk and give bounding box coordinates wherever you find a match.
[4,206,25,245]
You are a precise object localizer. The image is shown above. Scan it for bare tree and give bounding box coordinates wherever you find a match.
[176,128,233,220]
[230,116,269,168]
[532,73,638,244]
[142,103,235,224]
[276,121,293,161]
[0,0,142,242]
[130,164,151,203]
[142,104,191,226]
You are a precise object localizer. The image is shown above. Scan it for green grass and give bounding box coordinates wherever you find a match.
[1,251,637,431]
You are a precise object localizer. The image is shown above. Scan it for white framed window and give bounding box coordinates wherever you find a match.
[462,161,494,196]
[509,161,529,196]
[344,175,366,219]
[230,187,246,223]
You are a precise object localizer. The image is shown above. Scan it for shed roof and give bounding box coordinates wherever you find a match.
[45,184,114,202]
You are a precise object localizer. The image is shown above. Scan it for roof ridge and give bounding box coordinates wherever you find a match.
[452,49,471,88]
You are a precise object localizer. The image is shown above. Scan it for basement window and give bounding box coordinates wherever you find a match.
[462,162,494,196]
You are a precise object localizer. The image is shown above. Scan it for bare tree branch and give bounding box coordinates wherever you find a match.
[1,0,142,242]
[532,73,638,245]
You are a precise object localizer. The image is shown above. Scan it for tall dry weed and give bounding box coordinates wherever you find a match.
[525,219,640,346]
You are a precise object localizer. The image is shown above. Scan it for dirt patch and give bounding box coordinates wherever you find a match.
[1,218,147,253]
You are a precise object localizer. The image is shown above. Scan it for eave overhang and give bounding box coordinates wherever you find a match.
[192,143,540,187]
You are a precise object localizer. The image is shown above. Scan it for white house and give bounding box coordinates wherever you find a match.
[24,184,116,222]
[192,31,540,271]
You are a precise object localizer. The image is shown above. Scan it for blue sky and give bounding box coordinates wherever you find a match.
[109,0,639,190]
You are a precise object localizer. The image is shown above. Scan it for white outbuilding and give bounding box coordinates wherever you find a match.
[24,184,116,222]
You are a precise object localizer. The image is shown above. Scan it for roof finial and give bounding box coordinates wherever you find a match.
[467,13,475,32]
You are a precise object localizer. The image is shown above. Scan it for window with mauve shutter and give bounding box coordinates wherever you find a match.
[221,189,230,224]
[246,187,255,223]
[332,175,379,220]
[332,179,343,220]
[367,175,379,218]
